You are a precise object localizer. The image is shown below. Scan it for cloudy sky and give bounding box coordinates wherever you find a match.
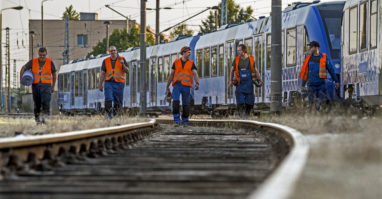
[0,0,339,78]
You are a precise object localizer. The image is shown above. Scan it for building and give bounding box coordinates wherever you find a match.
[29,12,170,72]
[28,13,129,71]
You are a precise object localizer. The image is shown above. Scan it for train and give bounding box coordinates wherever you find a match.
[58,0,377,115]
[341,0,381,106]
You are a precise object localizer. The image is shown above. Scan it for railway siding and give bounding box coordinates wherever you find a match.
[0,120,157,178]
[0,119,308,199]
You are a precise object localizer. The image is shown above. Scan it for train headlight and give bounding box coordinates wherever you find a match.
[335,63,340,69]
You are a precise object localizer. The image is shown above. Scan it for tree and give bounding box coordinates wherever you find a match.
[170,24,194,38]
[199,0,253,33]
[62,5,80,20]
[88,26,155,56]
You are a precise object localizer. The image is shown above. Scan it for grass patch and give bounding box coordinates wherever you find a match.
[0,115,149,138]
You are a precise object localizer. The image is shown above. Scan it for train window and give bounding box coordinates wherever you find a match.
[303,27,309,54]
[88,70,92,90]
[286,28,297,67]
[218,45,224,76]
[317,3,343,59]
[171,54,178,64]
[196,49,203,77]
[244,38,253,56]
[204,47,210,77]
[96,68,100,87]
[254,40,260,70]
[79,71,83,96]
[359,2,368,51]
[75,72,79,96]
[58,74,62,92]
[93,69,97,89]
[211,46,218,77]
[137,61,141,91]
[282,31,285,67]
[370,0,378,48]
[225,42,235,100]
[158,57,163,82]
[63,73,67,91]
[125,66,129,86]
[349,6,358,54]
[164,56,170,82]
[146,59,149,89]
[150,58,156,84]
[150,57,157,103]
[266,34,271,70]
[131,62,137,104]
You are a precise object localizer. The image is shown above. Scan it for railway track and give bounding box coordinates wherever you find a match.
[0,119,308,199]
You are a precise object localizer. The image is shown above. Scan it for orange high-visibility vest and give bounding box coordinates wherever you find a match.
[299,53,327,81]
[172,59,194,87]
[32,58,53,84]
[234,56,256,84]
[105,56,126,83]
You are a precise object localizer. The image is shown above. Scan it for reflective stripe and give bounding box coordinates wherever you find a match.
[41,73,52,76]
[105,72,113,75]
[319,73,327,76]
[114,71,125,75]
[179,78,192,83]
[41,78,52,80]
[175,73,193,78]
[114,76,125,80]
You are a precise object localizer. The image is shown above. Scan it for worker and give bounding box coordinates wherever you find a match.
[19,47,57,124]
[229,44,263,118]
[166,46,200,126]
[299,41,340,108]
[99,46,129,119]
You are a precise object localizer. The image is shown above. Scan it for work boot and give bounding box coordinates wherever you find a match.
[41,114,49,124]
[35,117,42,125]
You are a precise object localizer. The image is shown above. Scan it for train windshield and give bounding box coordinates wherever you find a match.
[317,3,345,60]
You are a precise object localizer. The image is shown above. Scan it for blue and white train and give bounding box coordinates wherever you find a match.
[57,1,345,114]
[341,0,381,106]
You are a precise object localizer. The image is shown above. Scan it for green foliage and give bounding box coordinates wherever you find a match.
[170,24,194,38]
[200,0,254,33]
[62,5,80,20]
[88,26,155,56]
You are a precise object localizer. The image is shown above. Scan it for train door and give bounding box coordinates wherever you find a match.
[70,72,75,107]
[253,36,264,103]
[149,57,157,107]
[83,70,88,107]
[264,34,272,103]
[130,61,137,107]
[225,41,235,104]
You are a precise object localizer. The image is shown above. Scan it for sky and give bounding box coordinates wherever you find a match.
[0,0,339,84]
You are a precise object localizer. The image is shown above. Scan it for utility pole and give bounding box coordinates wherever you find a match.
[0,14,2,108]
[155,0,160,44]
[104,21,110,53]
[0,6,23,110]
[13,59,16,89]
[41,1,44,46]
[220,0,227,26]
[270,0,282,113]
[63,14,69,65]
[5,27,10,113]
[41,0,49,47]
[140,0,147,115]
[29,31,35,59]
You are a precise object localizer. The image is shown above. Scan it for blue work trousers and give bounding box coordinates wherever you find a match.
[172,82,191,124]
[32,84,52,118]
[104,81,124,105]
[307,84,327,104]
